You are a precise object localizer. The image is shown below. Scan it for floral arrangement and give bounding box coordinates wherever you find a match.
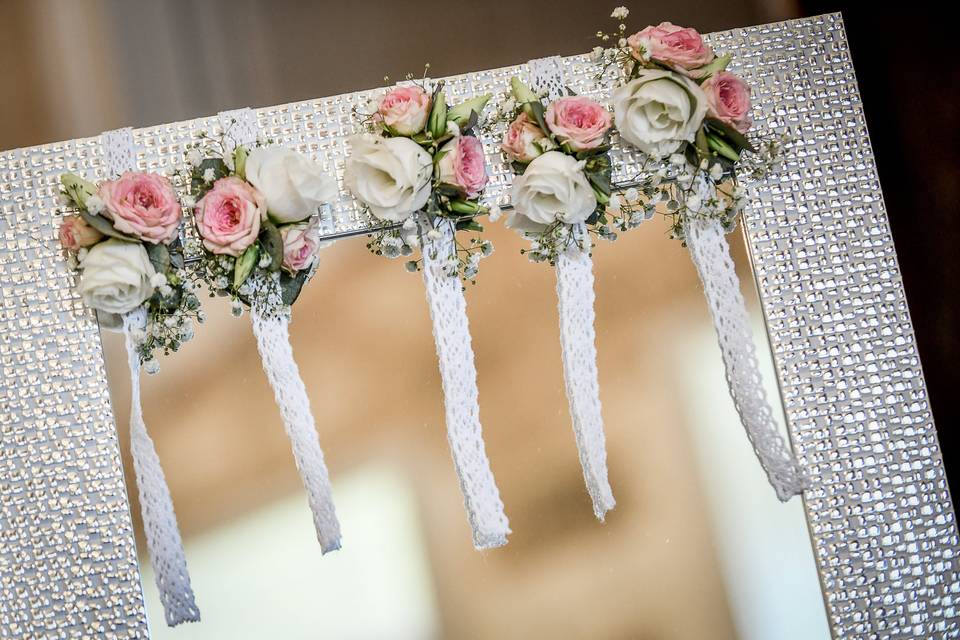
[496,77,627,265]
[57,171,201,372]
[179,124,337,316]
[591,7,785,241]
[345,75,495,281]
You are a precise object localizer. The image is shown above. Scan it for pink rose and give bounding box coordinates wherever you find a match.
[545,96,612,151]
[501,112,553,163]
[58,215,103,251]
[195,177,265,256]
[436,135,488,199]
[628,22,714,71]
[280,218,322,274]
[702,71,752,133]
[98,172,182,244]
[378,86,431,136]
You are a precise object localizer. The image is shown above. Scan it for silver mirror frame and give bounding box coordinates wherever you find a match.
[1,13,957,639]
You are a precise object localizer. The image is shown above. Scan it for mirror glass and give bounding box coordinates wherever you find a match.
[101,221,830,639]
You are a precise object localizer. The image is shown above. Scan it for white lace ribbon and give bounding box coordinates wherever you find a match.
[556,229,615,519]
[251,305,341,552]
[421,218,510,548]
[685,178,807,500]
[102,127,199,626]
[219,108,342,550]
[122,309,200,626]
[528,57,615,519]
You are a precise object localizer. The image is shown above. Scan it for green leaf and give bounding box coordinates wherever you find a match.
[696,126,710,157]
[233,244,258,290]
[145,243,171,274]
[691,53,731,80]
[167,241,186,270]
[462,109,479,136]
[259,219,283,272]
[435,182,462,198]
[234,145,249,180]
[510,77,538,104]
[576,144,612,159]
[705,118,756,154]
[527,101,550,140]
[280,269,310,306]
[455,219,484,232]
[429,89,448,139]
[448,94,491,128]
[60,173,97,209]
[511,160,529,175]
[448,199,481,215]
[78,209,138,242]
[707,134,741,162]
[191,158,229,197]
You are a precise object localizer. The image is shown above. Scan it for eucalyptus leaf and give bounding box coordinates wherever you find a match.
[78,209,138,242]
[168,242,186,270]
[511,160,529,175]
[191,158,229,198]
[528,101,550,140]
[280,269,310,306]
[435,182,462,197]
[259,220,283,272]
[462,109,479,135]
[233,244,258,290]
[145,243,171,274]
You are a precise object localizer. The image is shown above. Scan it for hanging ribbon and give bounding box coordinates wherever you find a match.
[217,109,342,550]
[101,127,199,626]
[685,177,806,500]
[122,309,201,626]
[420,216,510,548]
[250,301,341,551]
[528,57,615,519]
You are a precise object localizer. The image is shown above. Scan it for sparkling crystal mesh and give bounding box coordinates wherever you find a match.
[1,13,956,639]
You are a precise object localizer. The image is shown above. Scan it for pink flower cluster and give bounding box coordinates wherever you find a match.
[437,135,488,199]
[628,22,714,71]
[377,86,432,136]
[58,171,183,251]
[502,96,611,163]
[701,71,752,134]
[195,175,322,272]
[627,22,752,133]
[195,177,265,257]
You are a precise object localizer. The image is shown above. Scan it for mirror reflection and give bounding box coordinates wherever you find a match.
[101,221,829,639]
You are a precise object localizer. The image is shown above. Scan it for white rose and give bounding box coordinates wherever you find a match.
[508,151,597,229]
[612,69,708,158]
[77,239,156,315]
[245,147,338,224]
[344,134,432,223]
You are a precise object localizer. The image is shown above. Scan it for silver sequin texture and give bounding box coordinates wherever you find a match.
[1,13,957,639]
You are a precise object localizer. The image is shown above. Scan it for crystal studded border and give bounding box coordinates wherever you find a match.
[1,13,957,639]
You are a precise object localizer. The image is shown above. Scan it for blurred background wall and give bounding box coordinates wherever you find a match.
[1,1,952,638]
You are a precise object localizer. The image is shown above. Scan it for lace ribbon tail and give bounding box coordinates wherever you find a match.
[251,307,341,552]
[684,201,807,500]
[421,220,510,549]
[122,309,200,627]
[555,232,615,520]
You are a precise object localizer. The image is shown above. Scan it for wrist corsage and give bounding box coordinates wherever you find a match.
[591,8,805,500]
[346,76,495,282]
